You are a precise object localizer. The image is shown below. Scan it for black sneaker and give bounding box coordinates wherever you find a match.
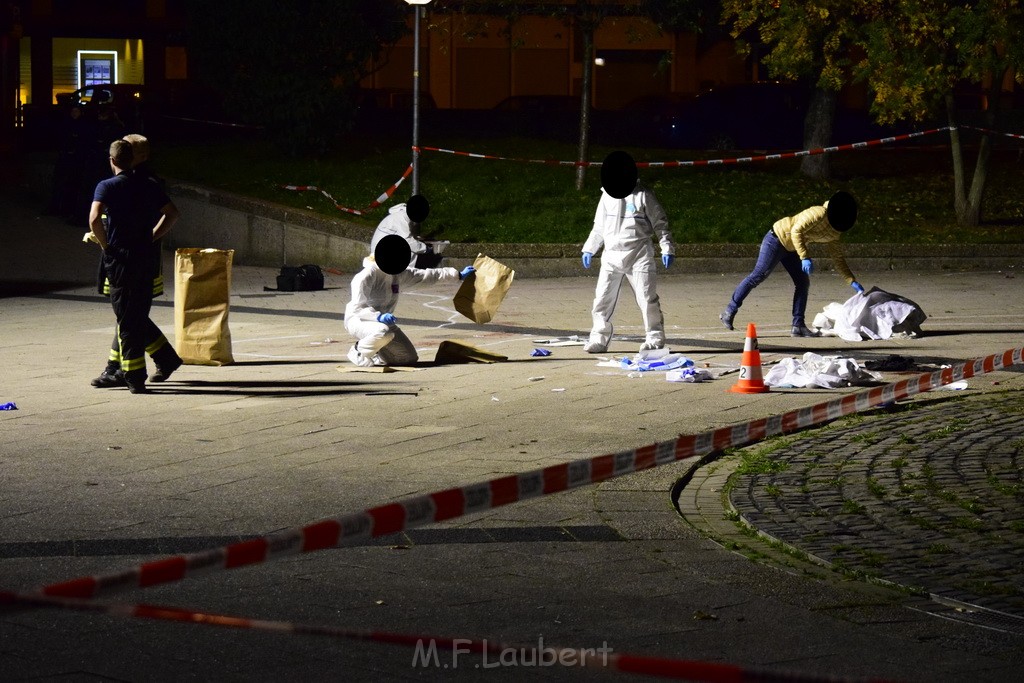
[91,371,126,388]
[791,325,821,338]
[152,356,182,383]
[719,309,735,331]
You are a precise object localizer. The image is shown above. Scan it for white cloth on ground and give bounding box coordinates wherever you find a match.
[764,352,881,389]
[813,287,927,341]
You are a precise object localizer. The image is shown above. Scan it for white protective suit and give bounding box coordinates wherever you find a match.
[344,257,460,365]
[370,204,428,267]
[582,182,675,350]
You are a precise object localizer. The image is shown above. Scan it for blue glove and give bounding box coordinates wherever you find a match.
[377,312,396,325]
[582,252,593,269]
[801,258,813,275]
[662,254,674,269]
[851,281,865,294]
[459,266,475,280]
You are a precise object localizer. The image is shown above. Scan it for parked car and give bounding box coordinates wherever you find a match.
[55,83,149,131]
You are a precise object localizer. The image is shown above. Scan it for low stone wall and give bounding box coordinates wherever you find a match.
[165,182,375,272]
[165,181,1024,278]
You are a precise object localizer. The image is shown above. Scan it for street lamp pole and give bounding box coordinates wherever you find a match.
[406,0,432,196]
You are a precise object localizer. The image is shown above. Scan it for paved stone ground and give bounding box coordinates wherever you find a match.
[3,186,1024,681]
[723,391,1024,624]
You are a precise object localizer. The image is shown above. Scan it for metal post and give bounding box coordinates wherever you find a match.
[411,4,422,196]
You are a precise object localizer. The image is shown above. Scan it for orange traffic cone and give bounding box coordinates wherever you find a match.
[729,323,770,394]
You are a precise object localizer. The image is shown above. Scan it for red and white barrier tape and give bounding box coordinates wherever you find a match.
[281,164,412,216]
[420,127,956,168]
[0,591,891,682]
[278,124,1020,216]
[30,345,1023,602]
[960,125,1024,141]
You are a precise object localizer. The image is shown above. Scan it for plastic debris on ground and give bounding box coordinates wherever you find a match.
[813,287,927,341]
[530,348,552,357]
[533,336,586,347]
[618,348,695,373]
[666,367,713,383]
[936,380,969,391]
[764,353,882,389]
[591,348,733,383]
[0,402,17,410]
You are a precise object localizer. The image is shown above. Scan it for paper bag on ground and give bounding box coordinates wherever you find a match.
[434,340,508,365]
[174,248,234,365]
[453,254,515,324]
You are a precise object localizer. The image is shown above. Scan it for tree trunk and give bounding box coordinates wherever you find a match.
[800,87,837,180]
[574,28,594,191]
[947,88,996,228]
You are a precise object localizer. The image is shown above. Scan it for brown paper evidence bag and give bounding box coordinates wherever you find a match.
[452,254,515,325]
[174,248,234,366]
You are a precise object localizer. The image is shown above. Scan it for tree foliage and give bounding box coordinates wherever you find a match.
[855,0,1024,125]
[724,0,861,91]
[184,0,406,153]
[723,0,1024,225]
[854,1,1024,225]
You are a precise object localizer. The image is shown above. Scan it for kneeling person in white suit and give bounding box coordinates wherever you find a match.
[345,234,475,367]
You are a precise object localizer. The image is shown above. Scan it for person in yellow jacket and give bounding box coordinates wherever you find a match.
[720,191,864,337]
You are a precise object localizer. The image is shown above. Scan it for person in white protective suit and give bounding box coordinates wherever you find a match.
[370,194,431,269]
[581,151,675,354]
[344,234,475,367]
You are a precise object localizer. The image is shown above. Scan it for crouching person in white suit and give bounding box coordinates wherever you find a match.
[345,234,475,367]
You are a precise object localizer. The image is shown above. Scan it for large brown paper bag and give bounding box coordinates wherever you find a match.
[453,254,515,324]
[433,340,508,365]
[174,248,234,365]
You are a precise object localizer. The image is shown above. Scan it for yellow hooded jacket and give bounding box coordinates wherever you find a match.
[772,202,855,284]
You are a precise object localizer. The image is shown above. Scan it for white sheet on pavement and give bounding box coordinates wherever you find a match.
[813,287,927,341]
[764,352,881,389]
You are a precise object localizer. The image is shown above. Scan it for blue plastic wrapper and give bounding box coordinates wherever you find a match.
[530,348,552,357]
[0,402,17,410]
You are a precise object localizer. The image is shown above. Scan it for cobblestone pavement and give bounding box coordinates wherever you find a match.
[718,390,1024,631]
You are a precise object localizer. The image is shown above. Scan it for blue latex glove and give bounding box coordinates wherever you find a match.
[377,312,396,325]
[530,348,552,357]
[582,252,593,269]
[851,281,865,294]
[662,254,674,269]
[459,266,475,280]
[801,258,813,275]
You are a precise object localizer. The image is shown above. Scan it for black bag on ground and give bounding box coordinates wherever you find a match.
[275,264,324,291]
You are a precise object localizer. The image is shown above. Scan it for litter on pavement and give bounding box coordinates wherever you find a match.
[532,336,586,347]
[764,353,882,389]
[666,368,714,383]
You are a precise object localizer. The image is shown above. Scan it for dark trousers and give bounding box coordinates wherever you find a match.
[726,229,810,327]
[104,322,179,373]
[103,251,154,385]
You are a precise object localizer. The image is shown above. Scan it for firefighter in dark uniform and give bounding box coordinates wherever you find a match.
[91,134,182,388]
[88,139,180,394]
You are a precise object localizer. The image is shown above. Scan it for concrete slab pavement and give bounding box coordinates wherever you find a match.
[2,189,1024,681]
